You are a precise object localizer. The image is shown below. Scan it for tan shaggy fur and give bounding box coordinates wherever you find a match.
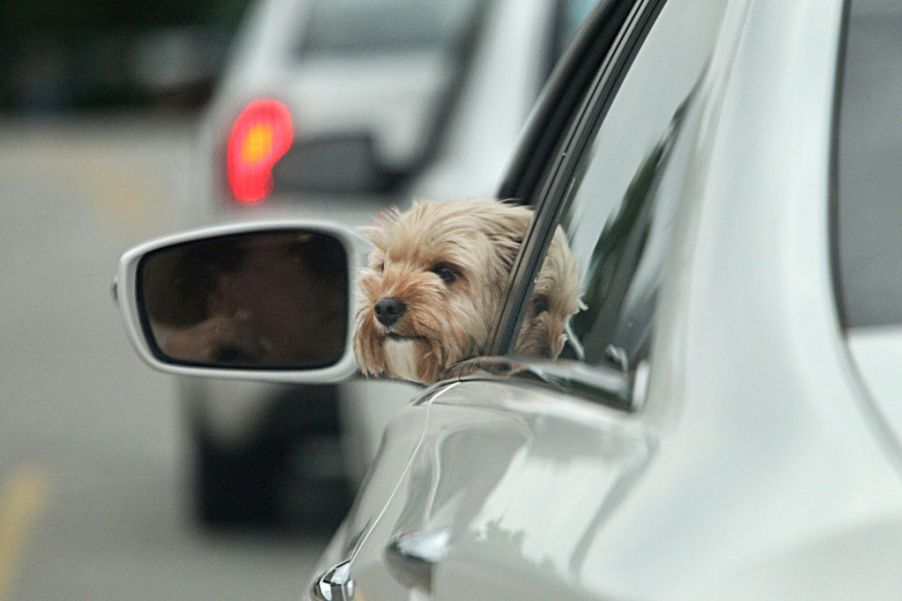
[354,198,582,384]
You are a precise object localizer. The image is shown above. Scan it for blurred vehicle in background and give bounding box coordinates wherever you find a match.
[177,0,597,528]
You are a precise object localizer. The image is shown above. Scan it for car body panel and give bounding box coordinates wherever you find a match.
[847,328,902,451]
[312,381,653,601]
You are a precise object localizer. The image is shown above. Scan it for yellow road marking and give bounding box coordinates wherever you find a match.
[0,467,50,601]
[74,157,168,237]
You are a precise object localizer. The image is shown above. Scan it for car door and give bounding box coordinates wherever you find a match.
[309,0,738,599]
[427,3,736,599]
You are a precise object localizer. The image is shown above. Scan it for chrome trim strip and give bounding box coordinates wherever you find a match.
[449,356,633,411]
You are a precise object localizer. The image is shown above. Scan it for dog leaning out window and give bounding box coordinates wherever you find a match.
[354,198,583,384]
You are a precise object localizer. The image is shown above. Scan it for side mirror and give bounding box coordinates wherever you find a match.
[115,221,363,383]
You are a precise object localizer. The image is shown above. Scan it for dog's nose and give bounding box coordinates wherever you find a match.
[375,297,407,327]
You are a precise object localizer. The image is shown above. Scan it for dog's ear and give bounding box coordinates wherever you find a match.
[484,203,533,271]
[491,233,524,271]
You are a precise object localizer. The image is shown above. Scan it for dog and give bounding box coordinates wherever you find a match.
[354,198,583,384]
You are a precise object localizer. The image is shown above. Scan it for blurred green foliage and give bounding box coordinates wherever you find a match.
[0,0,248,37]
[0,0,252,112]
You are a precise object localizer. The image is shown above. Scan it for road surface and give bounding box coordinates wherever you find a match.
[0,116,327,601]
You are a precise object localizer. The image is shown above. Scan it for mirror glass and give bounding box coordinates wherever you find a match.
[138,230,348,369]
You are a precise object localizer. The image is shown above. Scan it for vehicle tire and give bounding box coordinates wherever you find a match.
[184,383,352,531]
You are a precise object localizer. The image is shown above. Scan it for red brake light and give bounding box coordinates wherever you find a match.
[226,99,293,205]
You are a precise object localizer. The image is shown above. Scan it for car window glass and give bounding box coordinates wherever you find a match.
[517,0,728,370]
[836,0,902,329]
[299,0,482,58]
[552,0,602,62]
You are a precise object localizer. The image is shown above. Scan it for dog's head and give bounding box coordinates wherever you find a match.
[354,198,581,384]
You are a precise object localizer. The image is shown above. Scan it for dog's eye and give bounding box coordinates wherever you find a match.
[376,262,384,273]
[431,263,457,284]
[532,294,549,314]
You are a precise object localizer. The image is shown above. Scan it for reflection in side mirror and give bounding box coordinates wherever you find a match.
[137,229,348,369]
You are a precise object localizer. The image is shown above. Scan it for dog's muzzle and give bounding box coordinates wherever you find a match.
[375,297,407,327]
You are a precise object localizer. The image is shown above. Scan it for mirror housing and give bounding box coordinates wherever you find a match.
[115,220,365,383]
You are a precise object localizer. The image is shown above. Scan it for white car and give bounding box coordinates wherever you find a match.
[178,0,596,527]
[117,0,902,598]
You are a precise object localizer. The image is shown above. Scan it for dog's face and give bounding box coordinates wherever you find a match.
[354,198,581,384]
